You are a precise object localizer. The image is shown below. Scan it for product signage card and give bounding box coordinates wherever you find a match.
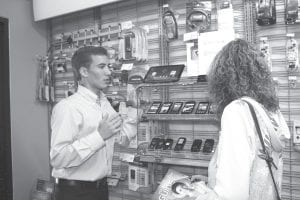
[197,30,235,75]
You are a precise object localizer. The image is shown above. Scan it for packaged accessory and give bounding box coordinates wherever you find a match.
[186,1,212,33]
[256,0,276,26]
[163,6,178,41]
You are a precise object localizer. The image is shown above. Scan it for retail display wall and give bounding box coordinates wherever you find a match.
[47,0,300,199]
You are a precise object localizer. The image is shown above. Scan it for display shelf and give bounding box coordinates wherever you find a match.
[138,149,214,168]
[139,155,210,167]
[136,76,202,90]
[142,113,219,122]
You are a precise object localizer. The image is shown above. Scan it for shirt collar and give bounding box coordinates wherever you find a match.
[77,85,106,103]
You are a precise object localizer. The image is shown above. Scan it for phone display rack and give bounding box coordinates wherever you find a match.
[135,79,219,191]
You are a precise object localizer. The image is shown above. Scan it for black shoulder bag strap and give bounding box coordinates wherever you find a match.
[243,100,281,200]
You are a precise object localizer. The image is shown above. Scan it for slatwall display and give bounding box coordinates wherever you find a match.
[49,0,300,199]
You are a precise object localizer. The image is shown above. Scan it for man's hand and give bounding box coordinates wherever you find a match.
[98,113,122,140]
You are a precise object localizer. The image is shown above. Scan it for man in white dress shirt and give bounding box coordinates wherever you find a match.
[50,46,137,200]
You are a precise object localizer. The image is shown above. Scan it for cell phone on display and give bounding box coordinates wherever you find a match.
[158,102,173,114]
[155,138,165,150]
[208,103,217,114]
[169,102,183,114]
[202,139,215,153]
[147,102,162,114]
[149,137,161,149]
[191,139,202,152]
[163,139,174,150]
[195,102,209,114]
[181,101,196,114]
[174,137,186,151]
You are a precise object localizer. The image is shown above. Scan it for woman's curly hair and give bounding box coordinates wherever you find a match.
[207,39,279,117]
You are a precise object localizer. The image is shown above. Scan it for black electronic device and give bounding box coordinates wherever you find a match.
[174,137,186,151]
[155,138,165,150]
[149,137,161,149]
[163,139,174,150]
[169,102,183,114]
[181,101,196,114]
[202,139,214,153]
[196,102,209,114]
[159,102,173,114]
[147,102,162,114]
[191,139,202,152]
[144,65,185,83]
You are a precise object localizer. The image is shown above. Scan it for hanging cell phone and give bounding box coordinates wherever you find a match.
[202,139,214,153]
[174,137,186,151]
[191,139,202,152]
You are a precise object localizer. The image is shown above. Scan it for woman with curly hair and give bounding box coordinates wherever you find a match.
[194,39,290,200]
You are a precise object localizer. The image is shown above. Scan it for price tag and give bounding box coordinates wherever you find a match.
[121,63,133,70]
[121,21,133,30]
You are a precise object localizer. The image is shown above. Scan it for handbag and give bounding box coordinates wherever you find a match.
[243,100,281,200]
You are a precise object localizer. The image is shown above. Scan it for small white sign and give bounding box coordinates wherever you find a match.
[121,21,133,30]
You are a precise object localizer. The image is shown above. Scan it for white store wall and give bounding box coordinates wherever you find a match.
[0,0,50,199]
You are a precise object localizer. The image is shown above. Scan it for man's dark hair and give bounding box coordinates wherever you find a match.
[71,46,108,81]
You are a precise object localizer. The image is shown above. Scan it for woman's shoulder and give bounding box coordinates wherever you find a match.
[223,98,249,114]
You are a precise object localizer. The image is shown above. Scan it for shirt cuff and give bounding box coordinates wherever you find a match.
[85,131,106,151]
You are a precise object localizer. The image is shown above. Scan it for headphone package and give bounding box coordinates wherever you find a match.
[186,0,213,33]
